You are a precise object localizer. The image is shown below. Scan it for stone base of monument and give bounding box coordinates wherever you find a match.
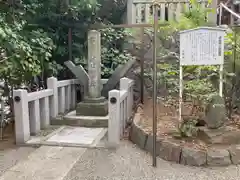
[198,126,240,145]
[51,110,108,128]
[76,96,108,116]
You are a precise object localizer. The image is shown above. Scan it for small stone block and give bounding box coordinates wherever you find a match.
[145,135,161,156]
[180,147,207,166]
[159,140,182,163]
[228,145,240,165]
[198,126,240,145]
[130,123,147,149]
[207,148,231,166]
[76,100,108,116]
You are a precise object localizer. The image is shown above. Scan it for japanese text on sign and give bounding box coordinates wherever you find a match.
[180,27,225,66]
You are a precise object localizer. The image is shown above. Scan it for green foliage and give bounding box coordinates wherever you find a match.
[28,0,99,67]
[0,1,55,86]
[177,118,198,138]
[0,0,132,84]
[100,27,133,78]
[222,27,240,115]
[153,0,228,138]
[159,0,212,41]
[157,0,218,106]
[29,0,132,79]
[184,79,216,103]
[156,62,179,95]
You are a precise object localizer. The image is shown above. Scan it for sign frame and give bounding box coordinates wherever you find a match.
[179,27,226,121]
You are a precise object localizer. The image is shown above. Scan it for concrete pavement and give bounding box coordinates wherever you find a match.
[0,146,86,180]
[0,147,36,176]
[1,140,240,180]
[64,141,240,180]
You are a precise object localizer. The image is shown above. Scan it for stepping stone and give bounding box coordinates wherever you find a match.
[45,126,106,146]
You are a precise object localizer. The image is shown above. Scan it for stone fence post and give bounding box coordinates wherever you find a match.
[47,77,58,118]
[13,89,30,144]
[120,77,131,120]
[108,90,121,147]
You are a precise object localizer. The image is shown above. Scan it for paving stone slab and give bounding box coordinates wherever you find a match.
[25,126,107,148]
[46,126,105,145]
[180,147,207,166]
[207,148,231,166]
[0,146,86,180]
[0,147,36,176]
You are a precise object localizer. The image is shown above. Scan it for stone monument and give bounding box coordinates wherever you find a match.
[76,30,108,116]
[205,94,226,129]
[66,30,108,117]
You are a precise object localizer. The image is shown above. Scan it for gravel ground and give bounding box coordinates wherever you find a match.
[0,147,36,176]
[64,140,240,180]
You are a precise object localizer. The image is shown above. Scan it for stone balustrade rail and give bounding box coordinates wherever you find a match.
[108,77,134,147]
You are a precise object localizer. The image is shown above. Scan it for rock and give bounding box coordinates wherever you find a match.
[159,140,182,163]
[229,145,240,165]
[143,76,152,89]
[205,95,226,129]
[101,58,136,98]
[180,147,207,166]
[207,148,231,166]
[129,123,148,149]
[144,135,161,156]
[198,126,240,145]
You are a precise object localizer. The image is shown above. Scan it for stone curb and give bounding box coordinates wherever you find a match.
[130,119,240,167]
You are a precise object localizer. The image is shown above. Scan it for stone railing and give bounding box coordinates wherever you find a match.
[108,77,134,146]
[13,77,80,144]
[127,0,215,24]
[56,79,79,114]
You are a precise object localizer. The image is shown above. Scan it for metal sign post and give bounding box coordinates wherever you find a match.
[140,27,145,104]
[152,3,158,167]
[88,1,166,167]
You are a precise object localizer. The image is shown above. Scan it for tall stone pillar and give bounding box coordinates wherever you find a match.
[76,30,108,116]
[88,30,101,98]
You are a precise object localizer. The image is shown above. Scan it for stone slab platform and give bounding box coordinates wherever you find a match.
[51,110,108,127]
[0,146,86,180]
[25,126,107,148]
